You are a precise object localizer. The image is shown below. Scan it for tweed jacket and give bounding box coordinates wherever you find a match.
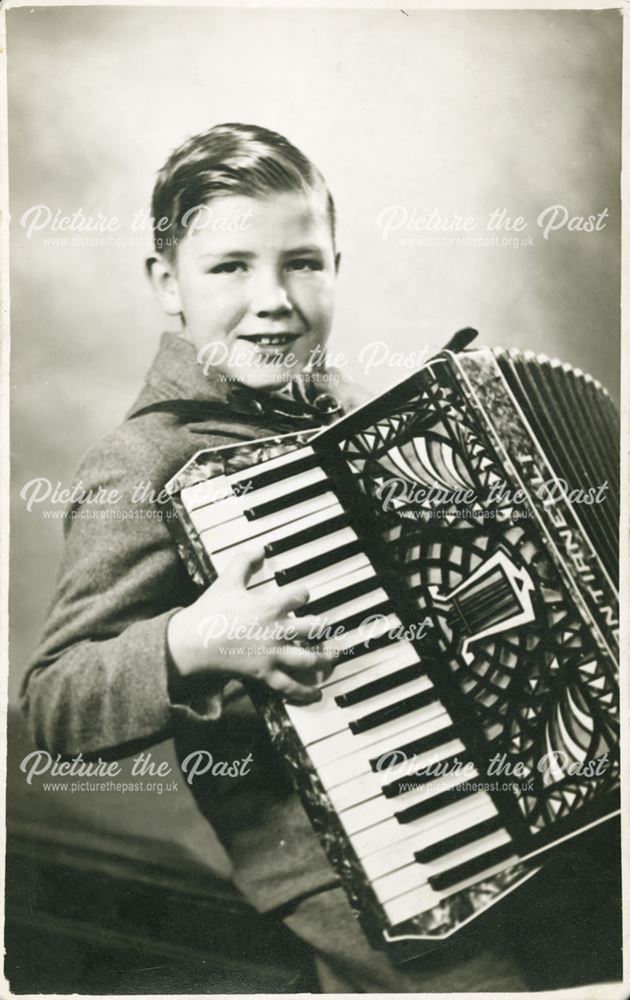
[22,332,341,910]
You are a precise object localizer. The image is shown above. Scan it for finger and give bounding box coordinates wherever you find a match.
[282,615,326,643]
[268,585,310,616]
[266,669,322,704]
[221,547,265,587]
[275,645,336,672]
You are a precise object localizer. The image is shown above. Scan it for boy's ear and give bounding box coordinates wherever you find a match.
[145,254,183,317]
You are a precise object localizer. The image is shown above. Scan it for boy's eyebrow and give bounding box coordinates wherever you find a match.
[197,250,257,261]
[196,244,326,261]
[281,244,325,256]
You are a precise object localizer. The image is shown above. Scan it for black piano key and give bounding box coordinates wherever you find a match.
[369,724,458,773]
[332,599,393,636]
[336,630,399,665]
[232,451,320,495]
[394,782,477,825]
[349,688,438,736]
[381,751,463,798]
[296,575,377,616]
[428,840,515,891]
[336,662,425,709]
[275,540,363,585]
[243,479,330,521]
[265,512,350,557]
[414,814,503,862]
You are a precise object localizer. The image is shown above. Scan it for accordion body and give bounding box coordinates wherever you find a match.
[165,342,619,960]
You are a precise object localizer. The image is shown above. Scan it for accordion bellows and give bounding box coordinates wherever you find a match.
[165,342,619,962]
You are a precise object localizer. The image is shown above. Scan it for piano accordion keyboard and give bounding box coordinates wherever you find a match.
[181,443,519,929]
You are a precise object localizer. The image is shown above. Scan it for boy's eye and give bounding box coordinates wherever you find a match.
[286,258,323,272]
[209,261,247,274]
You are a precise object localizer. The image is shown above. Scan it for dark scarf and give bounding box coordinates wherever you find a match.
[128,332,344,431]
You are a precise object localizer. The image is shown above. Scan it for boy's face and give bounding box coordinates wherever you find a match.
[151,190,338,391]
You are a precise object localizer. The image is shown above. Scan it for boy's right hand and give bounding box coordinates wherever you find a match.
[167,548,329,704]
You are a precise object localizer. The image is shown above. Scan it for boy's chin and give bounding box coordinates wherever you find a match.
[226,362,300,393]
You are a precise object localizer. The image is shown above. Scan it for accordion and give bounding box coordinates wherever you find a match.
[165,335,619,961]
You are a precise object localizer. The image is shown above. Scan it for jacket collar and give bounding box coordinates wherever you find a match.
[128,332,229,414]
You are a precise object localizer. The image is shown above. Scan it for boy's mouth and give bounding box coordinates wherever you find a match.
[237,333,301,347]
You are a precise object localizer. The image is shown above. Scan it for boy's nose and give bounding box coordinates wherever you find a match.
[249,272,293,317]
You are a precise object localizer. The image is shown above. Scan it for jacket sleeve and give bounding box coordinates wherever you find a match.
[20,427,224,759]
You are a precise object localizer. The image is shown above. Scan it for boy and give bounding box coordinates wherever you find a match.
[22,123,532,991]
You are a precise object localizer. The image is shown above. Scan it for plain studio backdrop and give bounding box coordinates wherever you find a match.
[7,5,621,709]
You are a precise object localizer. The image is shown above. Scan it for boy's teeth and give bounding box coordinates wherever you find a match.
[252,335,295,346]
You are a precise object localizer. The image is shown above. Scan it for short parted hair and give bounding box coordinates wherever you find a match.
[151,122,336,261]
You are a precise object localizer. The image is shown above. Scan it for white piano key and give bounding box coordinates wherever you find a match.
[360,798,499,881]
[236,465,328,513]
[321,648,423,701]
[317,711,455,789]
[350,791,493,858]
[316,585,389,629]
[383,883,442,924]
[306,704,450,770]
[371,828,511,905]
[382,848,520,926]
[181,475,231,512]
[209,499,344,555]
[429,851,521,900]
[319,641,419,690]
[191,467,330,534]
[201,494,339,549]
[306,659,422,728]
[301,648,416,711]
[307,564,376,604]
[338,766,479,837]
[285,674,434,746]
[244,555,375,620]
[269,528,358,573]
[368,737,467,788]
[259,552,371,598]
[212,527,357,587]
[323,612,404,657]
[226,445,315,485]
[206,505,346,570]
[326,738,465,813]
[373,863,433,905]
[191,494,243,533]
[429,827,512,875]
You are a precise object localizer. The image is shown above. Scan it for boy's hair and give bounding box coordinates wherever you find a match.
[151,123,335,260]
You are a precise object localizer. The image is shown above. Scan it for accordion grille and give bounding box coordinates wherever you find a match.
[493,349,619,586]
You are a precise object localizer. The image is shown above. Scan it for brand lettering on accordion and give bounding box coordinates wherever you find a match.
[517,454,618,635]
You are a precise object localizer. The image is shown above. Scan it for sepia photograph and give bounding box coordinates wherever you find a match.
[2,2,625,996]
